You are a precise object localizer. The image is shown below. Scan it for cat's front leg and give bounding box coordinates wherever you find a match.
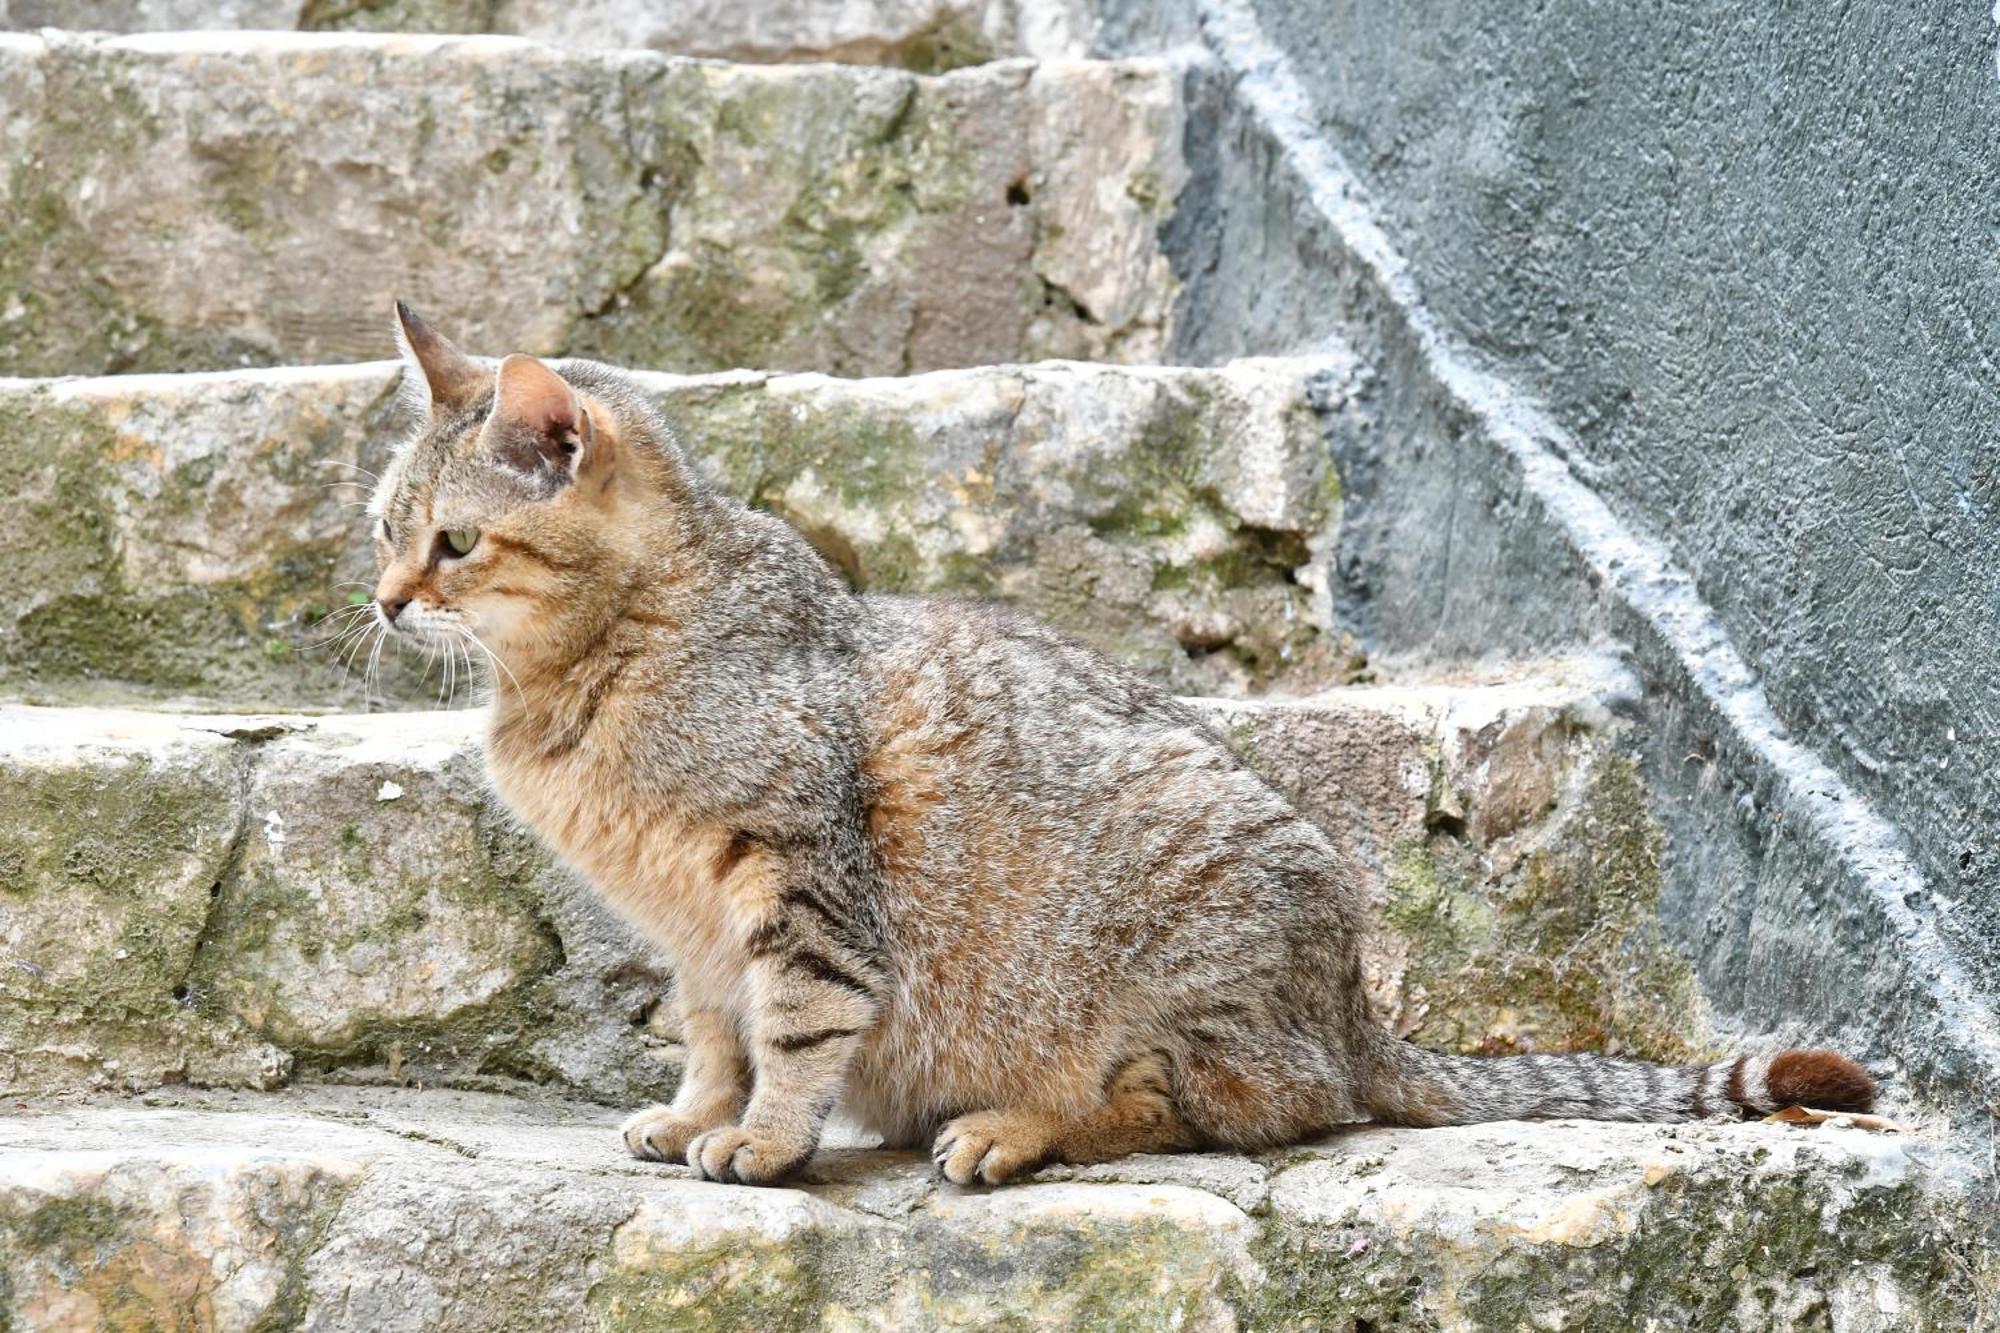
[622,1003,750,1163]
[686,886,883,1185]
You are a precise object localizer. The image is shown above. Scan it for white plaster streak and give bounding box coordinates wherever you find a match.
[1196,0,2000,1074]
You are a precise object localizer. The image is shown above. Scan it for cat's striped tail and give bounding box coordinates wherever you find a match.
[1364,1034,1875,1126]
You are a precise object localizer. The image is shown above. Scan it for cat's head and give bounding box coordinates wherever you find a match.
[365,302,664,668]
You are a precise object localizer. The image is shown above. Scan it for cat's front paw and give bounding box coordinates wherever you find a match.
[621,1105,713,1163]
[687,1125,814,1185]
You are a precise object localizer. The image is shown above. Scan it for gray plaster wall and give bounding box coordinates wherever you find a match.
[1103,0,2000,1117]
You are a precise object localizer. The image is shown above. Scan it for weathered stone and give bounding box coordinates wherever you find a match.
[1207,659,1715,1062]
[0,708,289,1095]
[189,715,557,1055]
[0,33,1182,377]
[1254,1118,1989,1330]
[0,706,678,1102]
[673,356,1350,698]
[0,365,421,707]
[0,664,1689,1099]
[0,355,1349,706]
[0,1086,1985,1330]
[0,0,1098,69]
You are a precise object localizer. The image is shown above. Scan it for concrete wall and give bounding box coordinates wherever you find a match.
[1118,0,2000,1114]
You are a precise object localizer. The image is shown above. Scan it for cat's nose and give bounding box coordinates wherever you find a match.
[377,596,410,624]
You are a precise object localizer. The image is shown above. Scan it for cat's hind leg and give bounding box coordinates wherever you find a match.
[932,1052,1197,1186]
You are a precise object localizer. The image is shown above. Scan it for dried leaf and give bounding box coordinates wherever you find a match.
[1763,1105,1902,1133]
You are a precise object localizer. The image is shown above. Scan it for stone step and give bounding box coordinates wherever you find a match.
[0,355,1350,707]
[0,0,1089,70]
[0,31,1184,378]
[0,659,1700,1103]
[0,1084,1976,1330]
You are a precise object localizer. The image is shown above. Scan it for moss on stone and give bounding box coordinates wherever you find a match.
[1246,1162,1988,1330]
[1385,754,1712,1063]
[0,380,419,704]
[591,1235,840,1333]
[0,749,239,1022]
[298,0,502,33]
[567,72,967,376]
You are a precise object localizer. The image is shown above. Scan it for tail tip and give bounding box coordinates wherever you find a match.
[1766,1048,1875,1113]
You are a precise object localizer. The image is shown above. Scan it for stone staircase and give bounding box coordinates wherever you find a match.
[0,5,1987,1330]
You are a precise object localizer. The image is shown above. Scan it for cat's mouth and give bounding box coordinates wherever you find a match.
[378,601,470,649]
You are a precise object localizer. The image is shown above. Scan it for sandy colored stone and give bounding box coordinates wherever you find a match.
[0,661,1676,1099]
[0,1086,1984,1330]
[0,707,679,1101]
[0,0,1099,68]
[0,708,290,1094]
[0,33,1182,378]
[1259,1118,1983,1330]
[0,354,1350,707]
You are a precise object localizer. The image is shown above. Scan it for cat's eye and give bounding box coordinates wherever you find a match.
[378,518,392,544]
[442,528,480,557]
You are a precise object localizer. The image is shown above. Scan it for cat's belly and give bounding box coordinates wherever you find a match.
[835,957,1158,1147]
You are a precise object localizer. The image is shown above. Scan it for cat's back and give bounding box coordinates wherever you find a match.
[854,594,1355,922]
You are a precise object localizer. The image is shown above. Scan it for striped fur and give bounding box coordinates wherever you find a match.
[368,312,1875,1186]
[1366,1042,1874,1126]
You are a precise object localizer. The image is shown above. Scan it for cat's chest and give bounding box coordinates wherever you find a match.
[485,731,756,999]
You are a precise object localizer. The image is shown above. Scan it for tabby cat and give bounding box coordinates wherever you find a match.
[366,304,1874,1186]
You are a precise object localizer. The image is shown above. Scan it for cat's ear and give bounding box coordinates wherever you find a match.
[484,353,594,486]
[392,299,485,413]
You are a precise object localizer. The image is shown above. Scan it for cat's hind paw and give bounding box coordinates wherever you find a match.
[932,1111,1054,1187]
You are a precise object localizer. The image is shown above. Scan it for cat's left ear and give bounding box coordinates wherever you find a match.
[393,300,486,413]
[485,353,595,488]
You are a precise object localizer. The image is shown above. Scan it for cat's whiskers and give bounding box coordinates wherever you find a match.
[457,625,522,698]
[364,630,387,704]
[337,619,375,673]
[301,602,371,637]
[301,605,373,658]
[302,621,367,655]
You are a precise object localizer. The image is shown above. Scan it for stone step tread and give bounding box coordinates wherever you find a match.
[2,658,1693,1106]
[2,354,1354,706]
[0,31,1187,378]
[1,0,1073,70]
[0,1084,1968,1331]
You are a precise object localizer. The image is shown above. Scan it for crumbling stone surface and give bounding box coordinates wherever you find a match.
[0,664,1683,1101]
[0,1086,1985,1330]
[0,0,1099,70]
[0,356,1347,707]
[0,33,1182,377]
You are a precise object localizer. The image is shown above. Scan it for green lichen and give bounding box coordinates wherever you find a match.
[0,384,428,706]
[1385,755,1711,1063]
[592,1215,1239,1332]
[0,65,261,376]
[2,1168,357,1333]
[10,1196,129,1255]
[298,0,502,32]
[568,72,970,376]
[1244,1165,1990,1330]
[591,1234,842,1333]
[0,750,238,1021]
[190,803,559,1056]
